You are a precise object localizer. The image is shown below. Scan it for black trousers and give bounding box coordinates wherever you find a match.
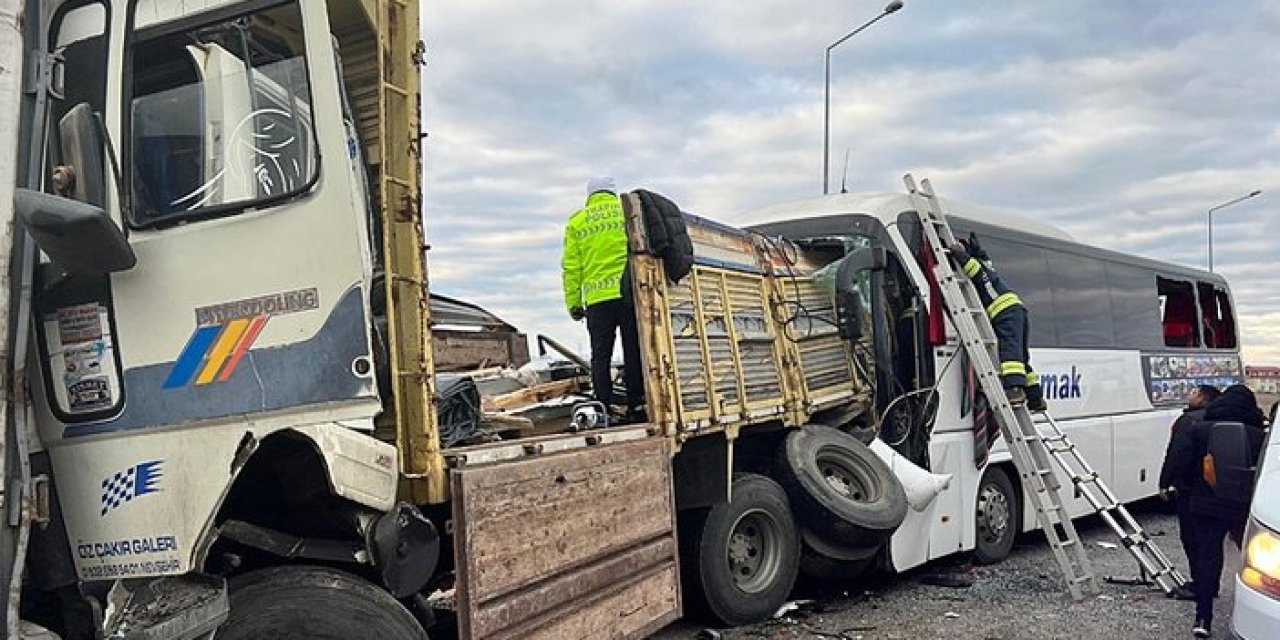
[586,299,644,409]
[992,304,1035,390]
[1189,511,1244,621]
[1176,491,1198,589]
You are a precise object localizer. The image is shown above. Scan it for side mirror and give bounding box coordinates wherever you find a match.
[58,103,107,207]
[833,247,888,341]
[15,188,135,277]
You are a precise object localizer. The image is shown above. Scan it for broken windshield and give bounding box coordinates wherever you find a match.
[127,1,315,227]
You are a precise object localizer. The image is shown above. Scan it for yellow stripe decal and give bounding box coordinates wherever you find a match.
[1001,361,1027,375]
[986,292,1022,317]
[195,319,250,385]
[963,258,981,277]
[1027,372,1040,385]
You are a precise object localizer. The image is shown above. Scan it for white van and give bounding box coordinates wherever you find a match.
[1233,403,1280,639]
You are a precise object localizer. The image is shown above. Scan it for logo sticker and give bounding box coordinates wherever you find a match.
[101,460,163,516]
[164,288,318,388]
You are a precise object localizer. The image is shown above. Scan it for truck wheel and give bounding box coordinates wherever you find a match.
[777,426,908,547]
[798,528,879,583]
[682,473,800,626]
[972,466,1019,564]
[219,566,428,640]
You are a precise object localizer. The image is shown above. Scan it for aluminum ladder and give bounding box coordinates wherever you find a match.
[1039,411,1189,593]
[903,174,1100,601]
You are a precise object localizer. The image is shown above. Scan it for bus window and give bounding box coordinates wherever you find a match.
[1158,277,1199,348]
[1047,251,1114,348]
[967,234,1057,347]
[1106,262,1161,349]
[1197,282,1237,349]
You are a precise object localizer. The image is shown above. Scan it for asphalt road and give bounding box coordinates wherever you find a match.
[654,500,1242,640]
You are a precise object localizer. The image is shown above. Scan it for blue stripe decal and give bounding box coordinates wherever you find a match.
[163,325,222,389]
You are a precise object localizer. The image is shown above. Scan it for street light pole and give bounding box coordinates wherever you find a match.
[1207,189,1262,272]
[823,0,904,194]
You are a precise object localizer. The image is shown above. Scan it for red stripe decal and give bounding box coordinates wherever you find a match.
[218,315,269,382]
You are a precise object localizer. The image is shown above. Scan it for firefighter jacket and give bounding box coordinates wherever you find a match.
[563,191,628,312]
[952,244,1022,319]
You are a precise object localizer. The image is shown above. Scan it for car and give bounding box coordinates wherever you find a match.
[1232,402,1280,639]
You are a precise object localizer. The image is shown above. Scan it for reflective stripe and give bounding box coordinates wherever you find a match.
[1001,361,1027,376]
[986,292,1022,317]
[1026,371,1040,386]
[963,258,982,278]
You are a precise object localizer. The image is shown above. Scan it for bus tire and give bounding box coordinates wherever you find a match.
[777,425,908,547]
[798,528,879,583]
[972,465,1019,565]
[219,565,428,640]
[681,473,800,626]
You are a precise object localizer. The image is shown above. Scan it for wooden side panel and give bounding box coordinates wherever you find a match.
[452,437,680,639]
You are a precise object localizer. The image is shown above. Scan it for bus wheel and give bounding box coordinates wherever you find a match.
[777,425,908,547]
[973,466,1019,564]
[219,566,428,640]
[798,527,879,583]
[683,473,800,626]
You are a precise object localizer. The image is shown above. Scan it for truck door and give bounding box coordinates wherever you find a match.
[28,1,382,582]
[36,0,380,444]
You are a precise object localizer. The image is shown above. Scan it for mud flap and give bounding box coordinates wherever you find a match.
[451,435,680,639]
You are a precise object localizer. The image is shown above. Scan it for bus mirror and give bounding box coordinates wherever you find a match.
[57,103,108,207]
[832,247,887,341]
[836,288,862,340]
[15,188,136,276]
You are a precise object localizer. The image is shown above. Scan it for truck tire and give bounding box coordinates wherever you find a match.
[972,465,1019,564]
[777,425,908,547]
[798,527,879,583]
[219,565,428,640]
[681,473,800,626]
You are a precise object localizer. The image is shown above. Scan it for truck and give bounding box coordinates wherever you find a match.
[0,0,927,638]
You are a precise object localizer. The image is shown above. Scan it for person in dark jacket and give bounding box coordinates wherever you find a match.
[1159,384,1221,601]
[1158,384,1266,638]
[948,234,1045,411]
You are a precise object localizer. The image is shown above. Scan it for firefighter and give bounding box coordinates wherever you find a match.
[562,176,644,420]
[949,233,1046,411]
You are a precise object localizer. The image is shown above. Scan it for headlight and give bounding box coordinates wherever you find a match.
[1242,518,1280,600]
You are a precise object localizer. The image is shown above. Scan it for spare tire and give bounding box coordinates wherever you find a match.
[798,528,880,583]
[777,425,908,547]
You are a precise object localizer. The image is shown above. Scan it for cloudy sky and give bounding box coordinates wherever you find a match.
[419,0,1279,365]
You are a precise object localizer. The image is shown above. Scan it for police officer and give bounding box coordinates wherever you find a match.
[562,176,643,420]
[949,233,1045,411]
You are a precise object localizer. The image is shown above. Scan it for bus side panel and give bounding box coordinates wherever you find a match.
[888,433,970,571]
[451,436,680,640]
[1111,412,1172,502]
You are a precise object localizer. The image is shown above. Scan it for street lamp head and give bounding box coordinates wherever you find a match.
[885,1,905,14]
[1249,189,1262,197]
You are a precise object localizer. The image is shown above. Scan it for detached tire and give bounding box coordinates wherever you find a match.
[777,426,908,547]
[220,566,428,640]
[972,465,1019,564]
[798,528,879,583]
[681,473,801,626]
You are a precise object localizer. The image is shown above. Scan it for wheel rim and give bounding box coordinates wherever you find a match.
[815,446,882,504]
[727,508,784,594]
[977,483,1010,544]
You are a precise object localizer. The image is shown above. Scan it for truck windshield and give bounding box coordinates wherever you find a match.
[128,2,315,227]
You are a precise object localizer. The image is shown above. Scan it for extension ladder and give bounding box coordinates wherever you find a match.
[904,174,1099,601]
[1039,411,1189,593]
[904,174,1188,599]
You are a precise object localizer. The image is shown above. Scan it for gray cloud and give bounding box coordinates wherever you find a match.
[421,0,1280,364]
